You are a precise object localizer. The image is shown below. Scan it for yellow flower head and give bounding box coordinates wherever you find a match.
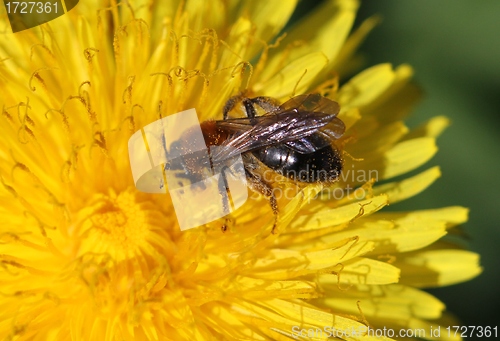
[0,0,481,340]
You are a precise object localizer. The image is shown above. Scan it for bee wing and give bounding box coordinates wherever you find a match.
[282,118,344,153]
[279,94,344,153]
[278,93,340,117]
[211,110,336,162]
[281,92,344,141]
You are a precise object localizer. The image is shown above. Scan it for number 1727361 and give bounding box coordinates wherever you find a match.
[446,326,497,338]
[5,2,59,14]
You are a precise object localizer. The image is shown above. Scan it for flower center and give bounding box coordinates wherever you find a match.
[75,188,159,261]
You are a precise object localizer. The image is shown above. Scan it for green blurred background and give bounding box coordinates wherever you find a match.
[356,0,500,329]
[296,0,500,331]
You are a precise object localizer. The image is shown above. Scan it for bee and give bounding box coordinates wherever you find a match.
[165,93,345,233]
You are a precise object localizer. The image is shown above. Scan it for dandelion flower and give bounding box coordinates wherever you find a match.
[0,1,482,340]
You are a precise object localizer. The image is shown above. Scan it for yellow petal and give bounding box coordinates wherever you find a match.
[290,0,357,61]
[233,276,318,299]
[337,64,396,110]
[374,206,469,230]
[373,166,441,204]
[403,116,450,140]
[395,250,482,287]
[219,17,253,66]
[320,257,400,285]
[291,195,388,232]
[201,303,267,340]
[280,184,324,231]
[253,52,329,99]
[382,137,438,179]
[257,0,357,84]
[248,241,375,280]
[339,107,362,130]
[317,284,445,320]
[333,15,381,74]
[239,298,375,340]
[345,121,409,157]
[290,212,447,255]
[363,64,415,117]
[241,0,298,58]
[184,0,227,32]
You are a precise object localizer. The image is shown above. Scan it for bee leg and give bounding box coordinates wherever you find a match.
[217,168,232,217]
[223,95,257,122]
[223,97,237,119]
[224,94,280,120]
[242,99,258,125]
[223,93,246,119]
[249,96,281,113]
[241,97,281,123]
[244,168,279,234]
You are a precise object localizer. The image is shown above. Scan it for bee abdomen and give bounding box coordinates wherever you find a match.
[252,144,342,183]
